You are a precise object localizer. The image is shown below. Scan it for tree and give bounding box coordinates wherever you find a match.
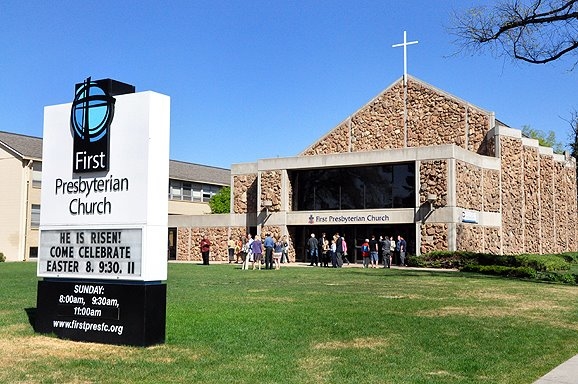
[209,186,230,214]
[563,110,578,158]
[451,0,578,67]
[522,125,564,152]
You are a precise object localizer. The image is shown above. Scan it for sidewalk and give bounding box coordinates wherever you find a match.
[533,355,578,384]
[170,260,458,271]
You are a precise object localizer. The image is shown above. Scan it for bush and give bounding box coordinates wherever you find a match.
[408,251,478,269]
[462,264,537,279]
[416,250,577,285]
[515,254,569,272]
[559,252,578,264]
[0,252,5,262]
[536,271,578,284]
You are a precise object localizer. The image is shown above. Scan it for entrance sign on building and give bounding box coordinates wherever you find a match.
[35,78,170,346]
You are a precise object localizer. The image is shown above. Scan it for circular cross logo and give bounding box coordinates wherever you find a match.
[71,80,115,143]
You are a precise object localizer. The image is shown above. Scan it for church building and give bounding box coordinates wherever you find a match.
[173,76,577,262]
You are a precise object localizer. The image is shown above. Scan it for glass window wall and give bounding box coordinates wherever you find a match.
[290,162,415,211]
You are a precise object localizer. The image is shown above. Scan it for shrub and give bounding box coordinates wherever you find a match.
[409,251,478,269]
[559,252,578,264]
[515,254,569,272]
[536,271,578,284]
[0,252,5,262]
[462,264,537,279]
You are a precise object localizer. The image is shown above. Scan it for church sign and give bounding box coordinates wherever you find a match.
[35,78,170,346]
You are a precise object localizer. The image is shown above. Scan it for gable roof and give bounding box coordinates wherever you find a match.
[169,160,230,185]
[0,131,43,160]
[0,130,230,186]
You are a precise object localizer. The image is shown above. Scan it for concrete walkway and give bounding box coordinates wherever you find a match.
[533,355,578,384]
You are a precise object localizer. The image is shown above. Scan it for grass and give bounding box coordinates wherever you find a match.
[2,262,578,383]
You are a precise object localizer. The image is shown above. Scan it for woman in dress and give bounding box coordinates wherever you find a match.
[250,235,263,270]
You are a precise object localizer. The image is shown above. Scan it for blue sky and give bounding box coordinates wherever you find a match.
[1,1,576,169]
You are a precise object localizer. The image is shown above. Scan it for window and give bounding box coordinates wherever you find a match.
[290,163,415,211]
[203,185,218,202]
[32,162,42,188]
[168,180,222,203]
[182,182,192,200]
[192,183,202,202]
[31,204,41,229]
[29,247,38,259]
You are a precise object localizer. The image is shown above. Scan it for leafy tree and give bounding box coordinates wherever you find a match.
[209,186,230,214]
[451,0,578,67]
[522,125,564,153]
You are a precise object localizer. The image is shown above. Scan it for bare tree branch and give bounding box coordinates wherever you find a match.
[451,0,578,66]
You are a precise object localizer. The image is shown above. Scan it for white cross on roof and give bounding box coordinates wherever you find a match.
[392,31,418,86]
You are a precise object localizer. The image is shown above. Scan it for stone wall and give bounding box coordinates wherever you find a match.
[554,162,568,252]
[484,227,501,254]
[407,82,466,149]
[260,171,282,212]
[498,136,578,255]
[569,166,578,252]
[301,78,492,156]
[419,160,447,209]
[302,121,351,156]
[456,161,482,211]
[467,107,490,153]
[499,136,524,254]
[420,223,448,254]
[523,146,541,254]
[553,161,575,253]
[483,169,500,212]
[456,224,484,252]
[233,174,257,214]
[540,154,555,253]
[176,226,232,261]
[350,83,405,152]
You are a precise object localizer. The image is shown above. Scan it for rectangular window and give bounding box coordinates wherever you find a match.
[32,163,42,188]
[290,163,415,211]
[182,182,192,201]
[202,185,220,202]
[192,183,202,202]
[169,180,182,200]
[31,204,41,229]
[29,247,38,259]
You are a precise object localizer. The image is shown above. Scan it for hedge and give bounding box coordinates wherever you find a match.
[409,251,578,285]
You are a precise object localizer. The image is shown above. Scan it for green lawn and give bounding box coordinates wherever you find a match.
[2,262,578,383]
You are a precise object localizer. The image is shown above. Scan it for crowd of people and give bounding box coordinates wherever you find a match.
[308,232,407,268]
[198,232,408,269]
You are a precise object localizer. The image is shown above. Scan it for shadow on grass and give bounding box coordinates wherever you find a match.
[25,307,37,331]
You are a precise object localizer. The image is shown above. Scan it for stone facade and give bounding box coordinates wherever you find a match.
[456,161,483,211]
[540,154,556,253]
[301,77,576,256]
[499,136,524,254]
[483,169,500,212]
[175,226,249,262]
[233,174,257,214]
[302,78,491,156]
[419,160,447,209]
[523,145,541,254]
[178,76,577,259]
[456,224,484,253]
[420,224,448,254]
[260,171,282,212]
